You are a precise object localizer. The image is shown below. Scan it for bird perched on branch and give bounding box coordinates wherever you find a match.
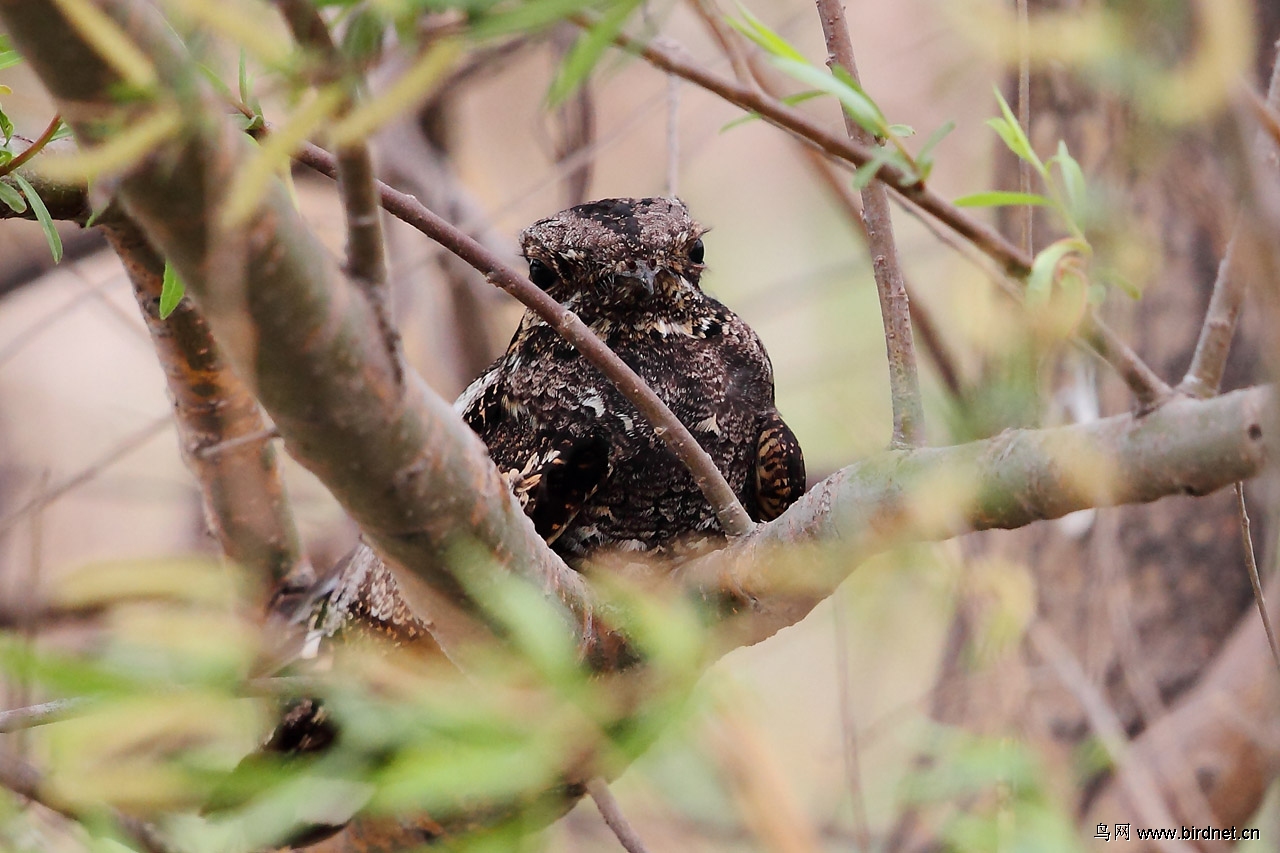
[457,195,805,561]
[248,198,804,849]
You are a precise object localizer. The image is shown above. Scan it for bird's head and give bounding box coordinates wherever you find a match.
[518,197,708,317]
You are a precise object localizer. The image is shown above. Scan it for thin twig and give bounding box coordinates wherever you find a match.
[813,0,923,446]
[0,414,172,537]
[666,73,680,197]
[1027,623,1196,853]
[586,777,651,853]
[0,698,85,734]
[292,142,755,537]
[592,18,1174,410]
[0,113,62,178]
[1179,59,1280,397]
[1234,483,1280,673]
[194,426,280,459]
[275,0,398,380]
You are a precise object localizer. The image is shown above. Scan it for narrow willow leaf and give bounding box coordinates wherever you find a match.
[547,0,641,107]
[0,107,13,143]
[728,4,807,63]
[772,57,886,138]
[888,123,916,137]
[49,0,157,88]
[0,34,20,71]
[11,172,63,263]
[329,41,460,147]
[34,107,181,182]
[852,147,897,189]
[954,190,1053,208]
[916,120,955,166]
[160,260,185,319]
[720,90,822,132]
[164,0,292,68]
[990,86,1044,175]
[1053,140,1088,224]
[0,180,26,213]
[1027,237,1091,303]
[223,86,344,224]
[469,0,603,41]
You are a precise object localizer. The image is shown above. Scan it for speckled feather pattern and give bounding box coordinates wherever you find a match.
[456,196,805,560]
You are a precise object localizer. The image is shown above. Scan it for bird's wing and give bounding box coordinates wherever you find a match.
[751,409,806,522]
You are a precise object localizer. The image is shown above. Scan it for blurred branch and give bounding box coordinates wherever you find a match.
[0,752,175,853]
[598,18,1175,411]
[1180,62,1280,397]
[1087,573,1280,835]
[0,698,84,733]
[813,0,924,447]
[1028,624,1195,853]
[102,217,312,589]
[0,413,172,538]
[1234,483,1280,672]
[0,0,591,654]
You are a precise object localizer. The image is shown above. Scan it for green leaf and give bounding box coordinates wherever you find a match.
[1051,139,1088,224]
[547,0,641,106]
[0,179,26,213]
[989,86,1044,175]
[830,63,888,130]
[0,107,12,143]
[0,34,20,71]
[1027,237,1091,302]
[728,5,807,63]
[772,57,887,138]
[341,6,387,67]
[888,123,916,137]
[852,146,897,190]
[954,190,1053,208]
[49,119,74,142]
[11,172,62,263]
[469,0,603,42]
[720,90,822,132]
[160,260,186,319]
[916,120,955,167]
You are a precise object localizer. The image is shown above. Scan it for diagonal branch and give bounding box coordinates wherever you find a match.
[101,216,312,589]
[595,19,1175,410]
[1179,57,1280,397]
[813,0,924,448]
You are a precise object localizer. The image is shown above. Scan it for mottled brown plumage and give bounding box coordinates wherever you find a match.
[457,196,805,561]
[251,198,804,849]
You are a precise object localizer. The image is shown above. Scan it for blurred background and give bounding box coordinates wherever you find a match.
[3,0,1280,849]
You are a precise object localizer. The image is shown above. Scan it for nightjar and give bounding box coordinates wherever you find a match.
[457,196,805,562]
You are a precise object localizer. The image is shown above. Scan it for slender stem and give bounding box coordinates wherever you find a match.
[586,778,651,853]
[1179,58,1280,397]
[275,0,396,374]
[1078,311,1174,412]
[814,0,923,447]
[291,142,756,537]
[1015,0,1032,255]
[1234,483,1280,673]
[0,112,62,178]
[0,698,85,733]
[592,19,1173,410]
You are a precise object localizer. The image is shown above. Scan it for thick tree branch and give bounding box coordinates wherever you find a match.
[0,0,594,654]
[595,19,1175,410]
[101,217,312,588]
[813,0,924,447]
[688,385,1271,652]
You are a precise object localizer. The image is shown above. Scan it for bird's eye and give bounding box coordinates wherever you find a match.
[689,238,705,265]
[528,258,558,290]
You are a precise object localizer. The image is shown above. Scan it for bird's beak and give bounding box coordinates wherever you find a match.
[620,261,659,295]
